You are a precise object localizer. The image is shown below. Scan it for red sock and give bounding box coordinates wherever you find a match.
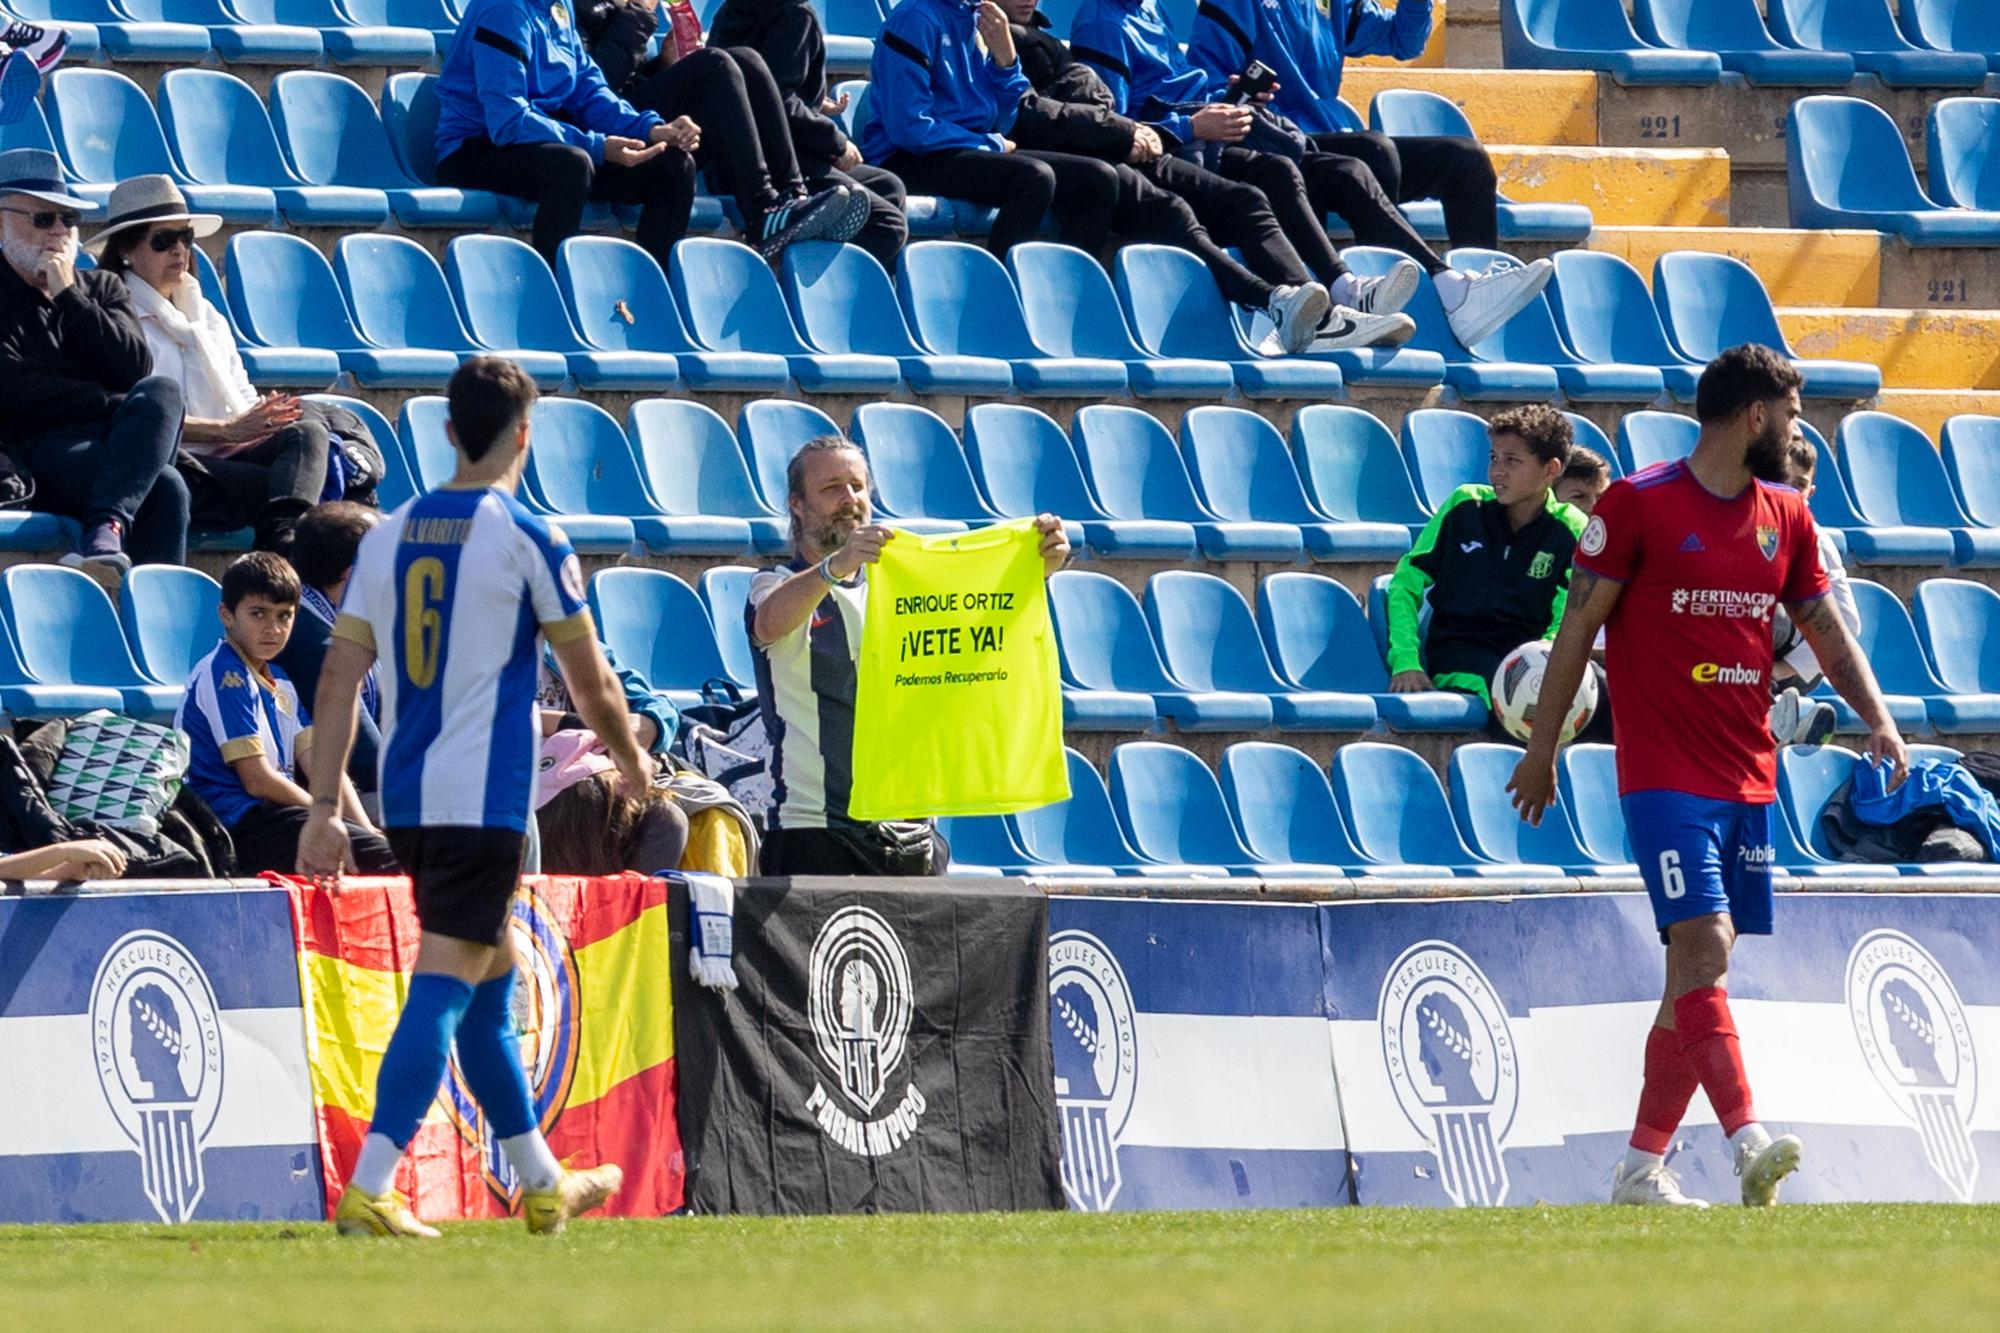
[1630,1023,1700,1155]
[1675,986,1758,1136]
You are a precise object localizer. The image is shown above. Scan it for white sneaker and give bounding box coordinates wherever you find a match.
[1311,305,1417,351]
[1263,282,1332,355]
[1335,259,1422,318]
[1769,687,1803,747]
[1442,258,1554,348]
[0,21,66,72]
[1736,1133,1803,1207]
[1610,1161,1709,1208]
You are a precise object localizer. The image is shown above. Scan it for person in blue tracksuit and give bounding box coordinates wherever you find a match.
[434,0,701,269]
[861,0,1121,256]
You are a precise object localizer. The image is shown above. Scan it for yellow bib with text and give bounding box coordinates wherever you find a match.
[848,520,1069,820]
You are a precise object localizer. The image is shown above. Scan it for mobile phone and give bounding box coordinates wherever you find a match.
[1228,60,1278,105]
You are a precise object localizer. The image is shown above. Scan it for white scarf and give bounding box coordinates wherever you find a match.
[122,271,257,427]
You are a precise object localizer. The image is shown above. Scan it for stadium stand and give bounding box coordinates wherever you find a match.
[1788,95,2000,242]
[269,70,501,228]
[1836,411,1998,566]
[897,240,1128,397]
[1546,248,1702,401]
[1630,0,1855,86]
[1926,97,2000,212]
[1651,250,1883,399]
[1286,405,1431,547]
[1108,742,1261,876]
[848,401,989,534]
[961,403,1191,560]
[1217,740,1366,877]
[1399,407,1492,512]
[1442,245,1663,400]
[1448,741,1618,874]
[1912,579,2000,733]
[116,565,223,691]
[672,236,900,393]
[453,234,685,390]
[627,398,789,556]
[1903,0,2000,72]
[1364,87,1595,241]
[1177,406,1396,563]
[586,566,735,713]
[1499,0,1724,84]
[1111,245,1350,399]
[1006,242,1234,400]
[1765,0,1988,88]
[1615,408,1698,474]
[780,241,1013,395]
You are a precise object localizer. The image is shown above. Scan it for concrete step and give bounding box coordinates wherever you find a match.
[1490,145,1730,228]
[1443,0,1502,69]
[1779,308,2000,391]
[1871,389,2000,440]
[1350,0,1449,70]
[1338,68,1598,146]
[1589,226,1882,307]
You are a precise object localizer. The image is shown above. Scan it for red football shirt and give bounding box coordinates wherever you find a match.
[1574,459,1830,803]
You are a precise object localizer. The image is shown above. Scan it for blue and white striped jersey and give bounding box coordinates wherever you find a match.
[176,640,309,828]
[333,486,590,833]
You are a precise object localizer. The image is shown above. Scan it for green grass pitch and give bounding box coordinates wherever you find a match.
[7,1206,2000,1331]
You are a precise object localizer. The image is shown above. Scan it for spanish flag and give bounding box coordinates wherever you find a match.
[286,874,682,1219]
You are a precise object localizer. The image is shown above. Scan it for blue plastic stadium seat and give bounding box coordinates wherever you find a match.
[311,0,452,64]
[1049,570,1275,731]
[937,812,1037,878]
[397,396,462,497]
[586,568,733,713]
[1556,743,1639,869]
[1767,0,1987,87]
[331,233,480,388]
[896,241,1126,396]
[40,0,210,62]
[1904,1,2000,73]
[848,403,992,535]
[1257,571,1486,732]
[149,0,320,64]
[2,566,179,718]
[556,236,788,392]
[224,231,360,387]
[452,234,682,389]
[1566,412,1621,475]
[671,236,898,392]
[1365,91,1594,242]
[735,398,846,518]
[810,0,879,75]
[1443,247,1662,401]
[1942,415,2000,529]
[1653,251,1881,400]
[1772,745,1887,876]
[1837,412,1986,567]
[1070,405,1302,561]
[1500,0,1721,84]
[271,72,498,229]
[1007,242,1235,399]
[780,242,1012,395]
[696,565,760,691]
[1288,405,1428,549]
[1789,96,2000,243]
[1217,742,1367,877]
[1807,579,1942,734]
[117,565,221,693]
[1109,742,1261,876]
[1399,408,1492,513]
[1616,409,1699,476]
[1007,748,1150,876]
[1794,421,1865,559]
[1336,742,1546,876]
[1344,245,1559,400]
[527,398,702,555]
[160,70,389,228]
[1178,405,1387,562]
[628,399,786,556]
[1110,244,1351,397]
[1927,98,2000,210]
[45,69,274,223]
[1633,0,1855,84]
[1547,249,1703,401]
[1145,570,1376,730]
[962,404,1194,560]
[1449,742,1621,874]
[1913,579,2000,732]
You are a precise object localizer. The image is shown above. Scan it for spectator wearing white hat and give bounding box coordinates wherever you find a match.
[0,148,189,584]
[89,175,327,556]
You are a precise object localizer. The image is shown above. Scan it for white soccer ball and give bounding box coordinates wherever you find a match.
[1490,640,1598,745]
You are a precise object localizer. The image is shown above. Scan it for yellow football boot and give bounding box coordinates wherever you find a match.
[521,1163,624,1235]
[334,1185,440,1238]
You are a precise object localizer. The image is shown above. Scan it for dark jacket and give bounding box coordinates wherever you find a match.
[275,596,383,796]
[578,0,663,99]
[0,260,152,446]
[1008,12,1144,160]
[709,0,850,164]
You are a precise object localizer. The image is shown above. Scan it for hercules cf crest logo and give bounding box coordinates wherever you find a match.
[804,907,928,1156]
[90,931,224,1224]
[1049,931,1139,1212]
[1847,929,1980,1201]
[1380,942,1520,1207]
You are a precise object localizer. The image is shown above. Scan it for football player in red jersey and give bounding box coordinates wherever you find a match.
[1508,344,1908,1208]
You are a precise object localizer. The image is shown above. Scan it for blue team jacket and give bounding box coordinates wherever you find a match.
[436,0,661,166]
[1187,0,1432,136]
[859,0,1031,163]
[1068,0,1215,151]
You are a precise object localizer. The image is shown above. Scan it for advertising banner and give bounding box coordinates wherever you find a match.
[291,874,682,1219]
[1323,892,2000,1207]
[1045,897,1352,1212]
[675,876,1063,1214]
[0,887,323,1224]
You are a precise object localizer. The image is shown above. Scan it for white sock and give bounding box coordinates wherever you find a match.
[351,1132,404,1197]
[1730,1122,1772,1155]
[501,1130,563,1193]
[1621,1146,1665,1178]
[1433,268,1470,312]
[1327,273,1360,307]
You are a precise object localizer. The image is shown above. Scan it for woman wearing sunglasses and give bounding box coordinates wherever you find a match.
[87,176,326,557]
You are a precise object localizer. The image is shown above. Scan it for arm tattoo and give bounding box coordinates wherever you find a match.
[1789,595,1886,724]
[1564,570,1603,622]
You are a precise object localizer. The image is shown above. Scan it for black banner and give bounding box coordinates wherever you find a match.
[672,877,1064,1214]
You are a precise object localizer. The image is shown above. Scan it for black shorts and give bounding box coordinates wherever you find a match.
[385,826,529,945]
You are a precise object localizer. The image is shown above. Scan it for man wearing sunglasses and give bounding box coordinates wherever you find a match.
[0,148,189,587]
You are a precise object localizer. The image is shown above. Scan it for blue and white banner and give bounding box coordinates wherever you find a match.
[1324,893,2000,1208]
[0,888,324,1224]
[1046,898,1350,1211]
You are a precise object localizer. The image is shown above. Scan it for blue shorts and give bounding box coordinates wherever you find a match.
[1621,790,1775,942]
